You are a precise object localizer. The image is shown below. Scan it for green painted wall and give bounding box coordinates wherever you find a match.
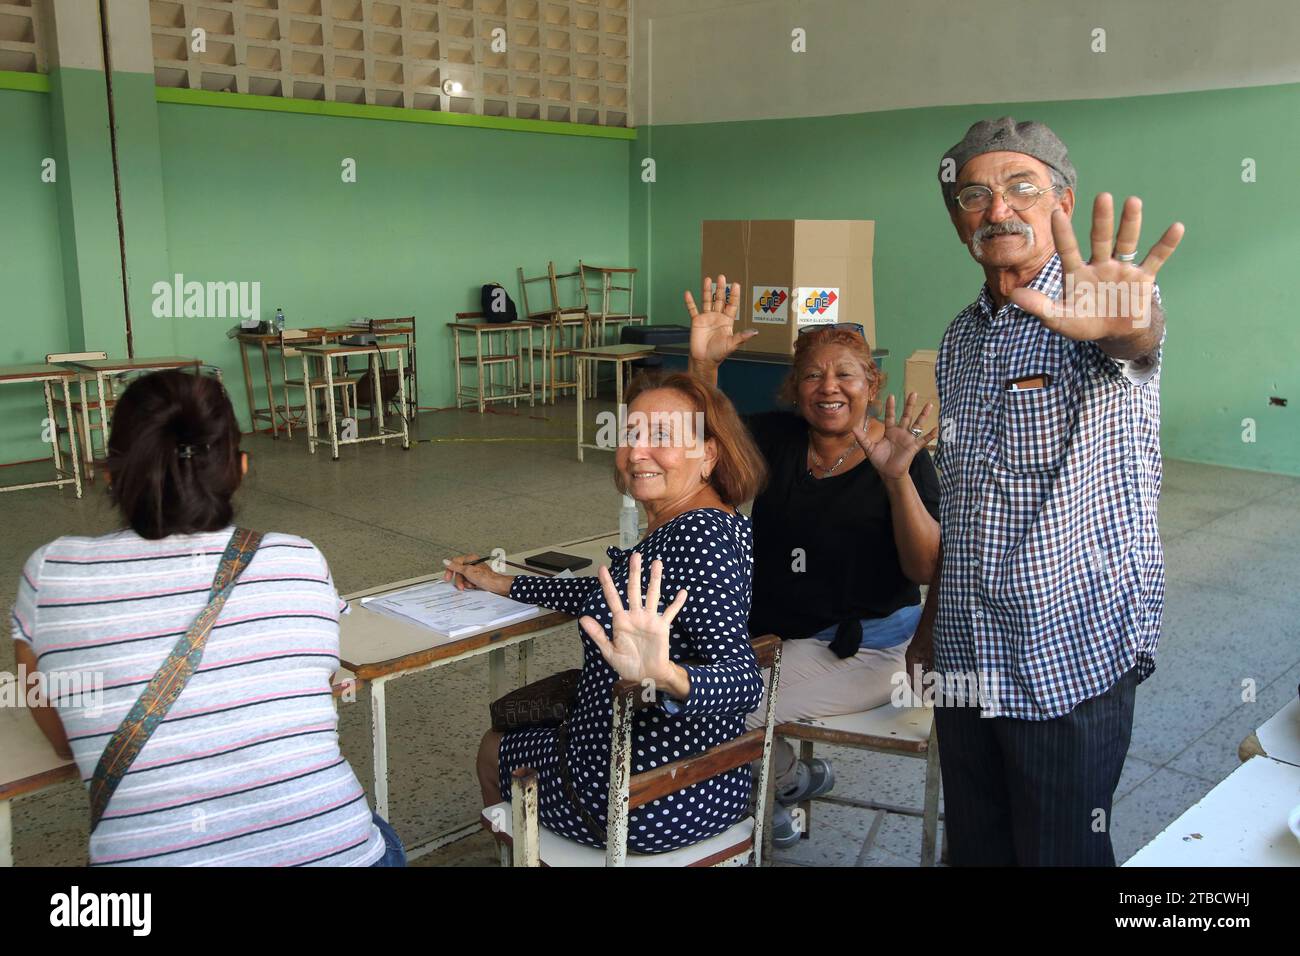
[0,87,72,461]
[7,70,1298,477]
[633,83,1300,476]
[154,101,631,428]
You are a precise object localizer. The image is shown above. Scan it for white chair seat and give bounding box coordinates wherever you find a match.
[482,803,754,867]
[782,704,933,748]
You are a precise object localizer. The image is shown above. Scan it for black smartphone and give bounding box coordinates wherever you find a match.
[523,551,592,574]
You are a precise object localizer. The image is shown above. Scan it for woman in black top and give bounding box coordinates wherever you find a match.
[684,276,941,847]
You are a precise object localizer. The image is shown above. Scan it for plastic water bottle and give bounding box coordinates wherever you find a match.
[274,307,285,332]
[620,495,639,549]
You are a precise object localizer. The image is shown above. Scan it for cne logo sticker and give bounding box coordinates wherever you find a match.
[750,286,789,324]
[794,287,841,324]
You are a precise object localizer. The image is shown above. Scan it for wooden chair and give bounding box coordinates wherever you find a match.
[350,316,418,425]
[517,262,591,404]
[279,330,362,442]
[768,701,945,866]
[483,634,783,867]
[579,261,646,347]
[46,351,110,477]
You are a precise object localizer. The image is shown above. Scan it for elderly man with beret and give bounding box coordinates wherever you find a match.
[906,118,1185,865]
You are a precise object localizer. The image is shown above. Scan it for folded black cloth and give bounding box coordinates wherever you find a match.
[829,618,863,659]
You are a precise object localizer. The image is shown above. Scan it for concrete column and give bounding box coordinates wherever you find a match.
[44,0,126,355]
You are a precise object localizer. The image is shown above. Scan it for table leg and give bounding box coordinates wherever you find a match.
[488,647,507,702]
[324,354,340,459]
[94,372,109,471]
[525,327,534,408]
[371,352,386,445]
[452,326,463,409]
[302,353,316,454]
[370,677,390,820]
[60,378,83,498]
[395,348,410,450]
[260,341,279,439]
[603,274,613,346]
[43,379,61,477]
[576,354,585,463]
[616,356,625,408]
[238,338,257,434]
[0,798,12,867]
[478,327,488,413]
[77,377,93,478]
[518,640,532,685]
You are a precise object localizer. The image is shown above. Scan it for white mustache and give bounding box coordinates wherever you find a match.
[971,221,1034,259]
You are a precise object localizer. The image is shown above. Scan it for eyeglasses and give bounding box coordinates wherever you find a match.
[956,180,1062,213]
[797,322,867,342]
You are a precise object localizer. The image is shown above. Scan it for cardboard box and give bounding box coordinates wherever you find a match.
[903,349,939,441]
[700,220,875,355]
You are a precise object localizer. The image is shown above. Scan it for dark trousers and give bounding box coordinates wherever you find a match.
[933,668,1138,866]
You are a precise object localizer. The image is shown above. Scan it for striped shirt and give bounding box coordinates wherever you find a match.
[10,526,384,867]
[933,254,1164,719]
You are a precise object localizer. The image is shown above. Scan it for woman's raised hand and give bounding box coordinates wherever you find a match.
[441,554,513,596]
[684,274,757,367]
[579,551,687,686]
[854,392,938,481]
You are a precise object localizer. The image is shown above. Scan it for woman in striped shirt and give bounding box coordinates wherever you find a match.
[10,369,402,866]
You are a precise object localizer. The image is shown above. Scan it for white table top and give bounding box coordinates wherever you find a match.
[1257,696,1300,767]
[337,531,620,676]
[1123,755,1300,866]
[0,693,78,800]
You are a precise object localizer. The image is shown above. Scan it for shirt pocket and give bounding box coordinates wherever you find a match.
[996,385,1071,473]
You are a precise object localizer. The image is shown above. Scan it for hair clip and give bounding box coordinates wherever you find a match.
[177,443,204,459]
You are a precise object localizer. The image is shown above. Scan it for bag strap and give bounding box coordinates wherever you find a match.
[88,528,264,832]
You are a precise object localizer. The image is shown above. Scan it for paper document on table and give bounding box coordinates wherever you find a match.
[360,580,543,639]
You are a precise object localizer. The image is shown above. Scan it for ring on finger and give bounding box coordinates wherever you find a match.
[1116,251,1138,262]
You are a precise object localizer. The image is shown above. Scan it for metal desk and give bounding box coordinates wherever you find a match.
[295,342,410,458]
[0,365,82,499]
[338,531,618,858]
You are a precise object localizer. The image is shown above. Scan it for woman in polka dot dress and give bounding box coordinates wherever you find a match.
[445,372,769,853]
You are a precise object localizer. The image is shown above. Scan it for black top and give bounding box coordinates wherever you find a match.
[745,410,941,640]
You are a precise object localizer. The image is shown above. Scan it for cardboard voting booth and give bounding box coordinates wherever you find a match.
[904,349,940,444]
[701,220,876,355]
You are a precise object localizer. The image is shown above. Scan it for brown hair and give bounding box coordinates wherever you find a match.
[106,370,243,540]
[617,370,767,507]
[778,326,886,411]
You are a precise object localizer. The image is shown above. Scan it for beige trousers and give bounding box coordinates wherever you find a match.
[746,636,910,790]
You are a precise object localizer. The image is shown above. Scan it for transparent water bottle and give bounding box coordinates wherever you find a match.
[274,307,285,333]
[619,495,639,549]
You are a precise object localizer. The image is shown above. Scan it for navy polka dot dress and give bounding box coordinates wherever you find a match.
[499,508,762,854]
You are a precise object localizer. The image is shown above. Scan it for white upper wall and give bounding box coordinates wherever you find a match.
[633,0,1300,125]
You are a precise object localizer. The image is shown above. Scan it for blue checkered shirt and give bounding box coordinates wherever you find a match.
[933,254,1164,719]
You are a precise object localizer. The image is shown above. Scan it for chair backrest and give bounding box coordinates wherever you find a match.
[602,633,783,866]
[46,350,107,364]
[547,261,583,312]
[517,265,551,321]
[278,328,313,359]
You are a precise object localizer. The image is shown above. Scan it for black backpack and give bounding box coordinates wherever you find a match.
[480,283,518,323]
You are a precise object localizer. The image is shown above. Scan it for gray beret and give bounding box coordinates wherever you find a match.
[939,117,1077,208]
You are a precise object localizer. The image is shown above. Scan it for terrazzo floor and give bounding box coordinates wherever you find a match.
[2,395,1297,867]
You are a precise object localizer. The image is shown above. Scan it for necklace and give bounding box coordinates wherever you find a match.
[808,440,859,478]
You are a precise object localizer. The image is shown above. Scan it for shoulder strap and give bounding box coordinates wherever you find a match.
[88,528,264,832]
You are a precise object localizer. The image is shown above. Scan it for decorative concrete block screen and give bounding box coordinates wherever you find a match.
[150,0,631,126]
[0,0,45,73]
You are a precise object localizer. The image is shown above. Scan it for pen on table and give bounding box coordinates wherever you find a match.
[443,556,492,567]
